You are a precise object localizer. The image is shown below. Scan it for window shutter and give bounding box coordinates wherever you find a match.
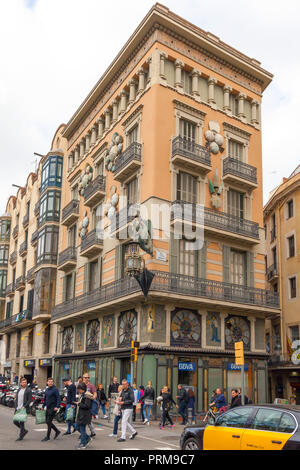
[247,252,255,287]
[198,241,207,279]
[170,232,180,274]
[223,245,231,283]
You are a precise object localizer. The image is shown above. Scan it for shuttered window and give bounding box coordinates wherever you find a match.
[179,240,197,277]
[179,119,196,142]
[128,126,138,145]
[177,172,197,203]
[227,189,244,219]
[230,250,247,286]
[182,70,192,94]
[228,140,244,161]
[126,178,138,205]
[229,94,239,116]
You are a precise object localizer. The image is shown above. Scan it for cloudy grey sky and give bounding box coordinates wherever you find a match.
[0,0,299,214]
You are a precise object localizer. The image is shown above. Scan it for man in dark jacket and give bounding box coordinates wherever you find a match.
[230,389,242,408]
[108,376,120,399]
[13,377,32,441]
[117,379,137,442]
[176,385,188,425]
[63,377,77,435]
[42,378,61,442]
[75,383,94,450]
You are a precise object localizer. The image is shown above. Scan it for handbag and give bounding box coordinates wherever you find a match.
[13,408,28,423]
[66,406,75,422]
[35,409,46,425]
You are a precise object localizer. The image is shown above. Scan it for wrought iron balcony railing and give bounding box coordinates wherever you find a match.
[5,283,15,296]
[58,246,77,267]
[61,200,80,224]
[267,264,279,282]
[172,136,211,167]
[26,267,35,283]
[12,226,18,239]
[19,241,28,256]
[223,157,257,184]
[80,229,104,253]
[83,175,106,204]
[0,310,33,331]
[23,214,30,227]
[52,270,279,320]
[31,230,39,245]
[114,142,142,175]
[16,275,26,290]
[110,204,139,234]
[9,251,17,265]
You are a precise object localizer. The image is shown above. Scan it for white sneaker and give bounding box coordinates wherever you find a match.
[147,421,150,425]
[108,434,117,437]
[143,419,148,424]
[103,415,108,419]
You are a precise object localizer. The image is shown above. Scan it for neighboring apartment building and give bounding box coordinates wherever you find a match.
[51,3,279,410]
[0,126,66,384]
[265,165,300,403]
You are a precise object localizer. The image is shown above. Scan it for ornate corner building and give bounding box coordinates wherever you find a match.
[0,4,280,410]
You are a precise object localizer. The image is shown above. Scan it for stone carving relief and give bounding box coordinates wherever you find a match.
[78,164,93,196]
[105,132,124,172]
[205,121,224,154]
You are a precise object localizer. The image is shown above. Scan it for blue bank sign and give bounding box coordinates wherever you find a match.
[178,362,196,372]
[227,363,249,372]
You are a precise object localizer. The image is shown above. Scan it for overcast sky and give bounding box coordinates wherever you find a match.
[0,0,299,214]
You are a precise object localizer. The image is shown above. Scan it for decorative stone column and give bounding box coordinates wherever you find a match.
[119,90,127,115]
[112,99,118,122]
[137,67,146,94]
[223,85,232,112]
[79,138,85,159]
[191,69,201,100]
[208,77,217,106]
[238,93,246,120]
[85,132,91,154]
[68,153,74,171]
[251,99,259,125]
[175,59,184,93]
[146,56,153,85]
[90,125,97,146]
[74,145,80,164]
[97,117,104,139]
[159,51,168,85]
[128,79,137,105]
[105,109,111,130]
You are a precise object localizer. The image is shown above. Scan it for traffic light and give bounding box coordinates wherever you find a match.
[131,341,140,349]
[235,341,244,366]
[131,347,138,362]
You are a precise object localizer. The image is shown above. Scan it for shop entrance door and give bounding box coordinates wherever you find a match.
[120,358,131,383]
[24,369,34,385]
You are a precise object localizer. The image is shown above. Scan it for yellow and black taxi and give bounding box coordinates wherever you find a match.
[180,405,300,450]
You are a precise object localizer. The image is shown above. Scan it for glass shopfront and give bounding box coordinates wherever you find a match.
[83,360,96,385]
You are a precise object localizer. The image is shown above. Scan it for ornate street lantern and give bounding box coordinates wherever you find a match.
[124,241,143,277]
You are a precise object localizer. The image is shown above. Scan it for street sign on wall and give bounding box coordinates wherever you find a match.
[178,362,196,372]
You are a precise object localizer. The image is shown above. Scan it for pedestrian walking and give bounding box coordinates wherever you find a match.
[160,386,176,429]
[117,379,138,442]
[108,385,123,438]
[142,381,155,425]
[82,373,97,438]
[13,377,32,441]
[108,376,120,400]
[132,383,138,422]
[62,377,77,435]
[176,384,188,425]
[75,376,83,388]
[97,384,108,419]
[74,383,94,450]
[138,385,145,422]
[187,389,196,424]
[41,378,61,442]
[230,389,242,409]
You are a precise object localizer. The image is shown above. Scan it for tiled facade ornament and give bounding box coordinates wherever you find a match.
[208,168,223,209]
[104,185,119,219]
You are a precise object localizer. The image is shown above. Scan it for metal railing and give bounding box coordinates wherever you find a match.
[19,241,28,256]
[267,264,278,281]
[31,230,39,245]
[5,283,15,295]
[9,251,17,265]
[0,310,33,331]
[84,175,106,202]
[171,201,259,239]
[16,275,26,290]
[223,157,257,184]
[58,246,77,266]
[61,200,80,223]
[12,226,18,238]
[26,267,35,282]
[80,229,103,253]
[270,227,276,242]
[110,204,140,233]
[52,270,279,320]
[114,142,142,174]
[172,136,211,167]
[23,214,29,227]
[268,353,298,366]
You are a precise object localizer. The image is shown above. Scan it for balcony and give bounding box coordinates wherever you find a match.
[58,247,77,272]
[110,204,139,237]
[267,264,279,283]
[0,233,10,244]
[171,201,260,244]
[270,228,276,243]
[12,226,18,239]
[15,275,26,291]
[171,136,211,174]
[34,201,40,217]
[61,200,80,226]
[9,251,17,265]
[5,283,15,297]
[23,213,29,228]
[36,253,57,267]
[268,353,300,369]
[31,230,39,246]
[19,241,28,257]
[0,310,34,333]
[51,270,280,322]
[84,175,106,208]
[80,229,103,258]
[114,142,142,182]
[26,267,35,284]
[223,157,258,190]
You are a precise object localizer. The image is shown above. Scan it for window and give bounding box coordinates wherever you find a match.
[0,219,11,242]
[95,159,104,177]
[6,300,13,319]
[28,329,33,356]
[287,200,294,219]
[271,214,276,240]
[89,260,100,292]
[0,245,8,266]
[16,331,21,358]
[128,126,138,146]
[278,413,296,433]
[179,240,197,277]
[65,274,74,301]
[179,119,196,142]
[288,235,295,258]
[126,178,138,205]
[253,409,282,432]
[26,201,30,218]
[289,277,297,299]
[227,189,245,219]
[228,140,244,161]
[216,407,253,428]
[182,70,192,94]
[230,250,247,286]
[37,225,59,265]
[38,190,61,226]
[0,270,7,297]
[40,156,63,193]
[177,172,197,204]
[27,289,34,312]
[272,247,277,268]
[229,93,239,116]
[19,294,24,313]
[68,224,77,248]
[290,326,299,343]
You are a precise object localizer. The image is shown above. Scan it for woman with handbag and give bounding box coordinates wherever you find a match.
[160,386,176,430]
[96,383,108,419]
[108,385,123,438]
[13,377,32,441]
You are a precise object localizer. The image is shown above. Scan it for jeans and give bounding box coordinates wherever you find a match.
[179,403,187,423]
[121,408,136,440]
[100,403,107,416]
[65,405,76,433]
[88,422,95,435]
[113,414,121,435]
[79,425,88,446]
[143,404,152,421]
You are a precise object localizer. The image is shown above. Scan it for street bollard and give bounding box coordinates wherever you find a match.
[187,407,193,425]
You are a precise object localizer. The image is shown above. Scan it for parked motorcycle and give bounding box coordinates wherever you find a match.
[30,389,45,416]
[55,392,67,423]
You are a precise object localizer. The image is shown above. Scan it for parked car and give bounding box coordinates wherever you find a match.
[180,405,300,450]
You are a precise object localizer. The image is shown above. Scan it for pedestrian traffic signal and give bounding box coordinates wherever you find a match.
[235,341,244,366]
[131,347,138,362]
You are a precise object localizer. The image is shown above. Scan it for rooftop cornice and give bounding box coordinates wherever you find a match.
[264,172,300,217]
[62,3,273,141]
